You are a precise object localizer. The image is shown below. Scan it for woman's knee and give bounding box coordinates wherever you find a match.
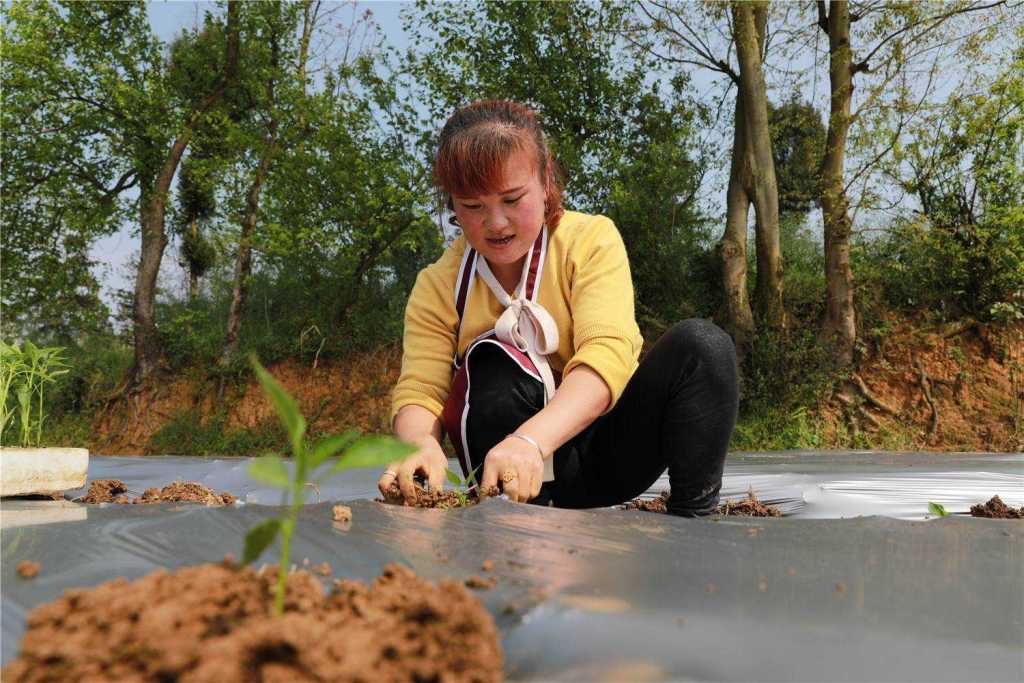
[662,319,737,375]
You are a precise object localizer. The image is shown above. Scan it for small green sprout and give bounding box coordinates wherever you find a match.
[445,464,483,507]
[1,340,68,447]
[243,356,415,616]
[928,501,950,517]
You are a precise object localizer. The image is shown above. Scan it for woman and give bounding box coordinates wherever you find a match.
[379,100,738,516]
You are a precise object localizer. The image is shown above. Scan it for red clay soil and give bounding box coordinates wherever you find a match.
[3,560,503,683]
[970,495,1024,519]
[822,315,1024,452]
[624,488,782,517]
[74,479,236,506]
[378,481,501,509]
[16,561,40,579]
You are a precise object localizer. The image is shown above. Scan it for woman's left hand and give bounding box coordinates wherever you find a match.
[480,436,544,503]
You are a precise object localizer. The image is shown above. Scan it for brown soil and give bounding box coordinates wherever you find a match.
[623,488,782,517]
[74,479,236,506]
[464,575,497,591]
[332,504,352,522]
[822,315,1024,452]
[378,481,501,509]
[3,561,503,682]
[969,495,1024,519]
[16,561,40,579]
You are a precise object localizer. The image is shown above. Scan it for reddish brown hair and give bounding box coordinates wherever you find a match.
[433,100,565,229]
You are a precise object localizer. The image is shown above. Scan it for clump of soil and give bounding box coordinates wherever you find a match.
[378,481,501,509]
[74,479,236,506]
[623,488,782,517]
[3,561,503,682]
[331,504,352,522]
[16,561,40,579]
[970,495,1024,519]
[464,575,497,590]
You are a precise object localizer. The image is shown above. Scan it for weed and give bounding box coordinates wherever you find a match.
[928,502,950,517]
[242,356,415,616]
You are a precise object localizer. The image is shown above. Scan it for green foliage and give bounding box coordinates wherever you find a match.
[146,410,287,456]
[242,356,415,616]
[0,340,69,447]
[768,97,827,215]
[928,501,950,518]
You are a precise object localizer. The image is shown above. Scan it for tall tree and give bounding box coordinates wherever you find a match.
[628,1,786,351]
[131,0,239,385]
[813,0,1011,364]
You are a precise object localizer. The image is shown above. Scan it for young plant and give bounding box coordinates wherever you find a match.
[928,501,950,517]
[242,357,415,616]
[445,464,483,507]
[1,340,68,447]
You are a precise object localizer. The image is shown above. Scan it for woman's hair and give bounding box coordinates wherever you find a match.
[433,100,564,229]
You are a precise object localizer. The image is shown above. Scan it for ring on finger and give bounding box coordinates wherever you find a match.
[381,470,398,480]
[501,469,517,484]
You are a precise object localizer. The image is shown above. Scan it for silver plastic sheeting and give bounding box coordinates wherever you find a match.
[2,450,1023,682]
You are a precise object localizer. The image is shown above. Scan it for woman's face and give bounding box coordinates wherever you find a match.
[451,147,546,271]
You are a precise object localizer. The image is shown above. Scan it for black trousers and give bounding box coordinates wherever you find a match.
[461,319,739,516]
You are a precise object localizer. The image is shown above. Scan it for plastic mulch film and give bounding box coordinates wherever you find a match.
[2,450,1023,681]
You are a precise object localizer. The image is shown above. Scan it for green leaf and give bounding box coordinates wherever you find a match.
[446,468,462,486]
[928,501,949,517]
[250,356,306,456]
[308,430,360,470]
[333,436,416,472]
[249,455,291,489]
[243,518,281,565]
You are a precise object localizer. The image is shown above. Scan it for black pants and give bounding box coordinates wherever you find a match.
[461,319,739,516]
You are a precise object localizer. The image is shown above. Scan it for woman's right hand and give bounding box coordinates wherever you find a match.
[377,436,448,504]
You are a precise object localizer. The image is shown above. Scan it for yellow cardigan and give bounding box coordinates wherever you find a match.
[390,210,643,423]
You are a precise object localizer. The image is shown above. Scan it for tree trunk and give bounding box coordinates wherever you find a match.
[719,89,755,358]
[220,126,277,365]
[129,1,239,387]
[734,1,785,330]
[818,0,857,365]
[188,217,199,299]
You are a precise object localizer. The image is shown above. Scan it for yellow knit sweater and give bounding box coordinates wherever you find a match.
[390,211,643,423]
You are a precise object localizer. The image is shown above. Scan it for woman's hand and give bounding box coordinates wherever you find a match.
[377,436,448,504]
[480,436,544,503]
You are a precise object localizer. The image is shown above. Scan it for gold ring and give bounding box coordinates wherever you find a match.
[501,469,517,484]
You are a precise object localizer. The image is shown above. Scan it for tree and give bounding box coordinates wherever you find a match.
[813,0,1013,364]
[627,1,787,353]
[769,97,827,216]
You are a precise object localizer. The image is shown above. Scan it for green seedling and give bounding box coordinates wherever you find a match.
[243,356,415,616]
[445,464,483,507]
[928,501,950,517]
[1,340,68,447]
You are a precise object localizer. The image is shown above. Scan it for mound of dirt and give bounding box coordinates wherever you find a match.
[378,481,501,509]
[3,561,503,682]
[970,495,1024,519]
[623,488,782,517]
[75,479,236,506]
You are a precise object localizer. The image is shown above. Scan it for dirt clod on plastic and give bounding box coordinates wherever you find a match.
[465,575,497,590]
[970,495,1024,519]
[332,504,352,522]
[75,479,236,506]
[378,481,501,509]
[16,561,40,579]
[3,562,503,682]
[623,487,782,517]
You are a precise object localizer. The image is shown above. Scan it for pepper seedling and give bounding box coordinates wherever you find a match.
[445,464,483,507]
[243,356,415,616]
[928,501,950,517]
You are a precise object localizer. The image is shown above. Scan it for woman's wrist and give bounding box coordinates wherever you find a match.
[507,432,547,460]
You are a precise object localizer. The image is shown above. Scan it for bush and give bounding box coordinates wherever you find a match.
[146,409,287,456]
